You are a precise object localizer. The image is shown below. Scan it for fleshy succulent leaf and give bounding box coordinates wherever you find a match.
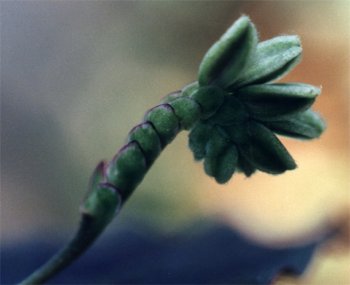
[236,83,320,120]
[215,145,238,183]
[198,16,258,88]
[239,122,297,174]
[209,96,248,126]
[204,128,230,177]
[188,20,324,182]
[236,154,256,177]
[205,128,230,157]
[232,35,302,88]
[263,109,326,140]
[189,122,214,160]
[190,86,226,119]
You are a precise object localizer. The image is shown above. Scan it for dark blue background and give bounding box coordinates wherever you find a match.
[1,223,319,284]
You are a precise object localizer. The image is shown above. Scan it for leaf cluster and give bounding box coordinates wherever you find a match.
[187,16,325,183]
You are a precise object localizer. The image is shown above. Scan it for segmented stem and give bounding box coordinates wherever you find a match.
[19,83,218,284]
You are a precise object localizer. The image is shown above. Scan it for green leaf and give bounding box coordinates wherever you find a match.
[198,15,258,88]
[239,122,296,174]
[236,83,320,120]
[232,36,302,88]
[219,123,249,144]
[188,122,213,160]
[215,145,238,184]
[209,96,248,126]
[236,154,256,177]
[263,109,326,140]
[204,128,230,177]
[190,86,226,119]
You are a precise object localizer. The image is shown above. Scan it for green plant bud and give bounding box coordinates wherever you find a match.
[106,142,147,198]
[240,122,296,174]
[209,96,248,126]
[215,145,238,184]
[264,109,326,140]
[204,128,230,177]
[81,183,121,227]
[188,122,213,160]
[198,15,258,88]
[128,122,162,164]
[87,161,107,194]
[236,83,320,120]
[233,35,302,88]
[144,104,180,146]
[181,81,199,97]
[169,97,201,130]
[190,86,225,119]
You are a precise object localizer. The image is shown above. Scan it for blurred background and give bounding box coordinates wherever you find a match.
[1,1,349,284]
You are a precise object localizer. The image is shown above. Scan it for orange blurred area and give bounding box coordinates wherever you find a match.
[1,1,349,283]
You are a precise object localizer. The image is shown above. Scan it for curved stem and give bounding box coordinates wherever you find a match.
[20,183,122,284]
[19,215,104,284]
[19,85,203,284]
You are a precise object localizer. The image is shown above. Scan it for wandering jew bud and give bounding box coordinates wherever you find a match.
[188,15,325,183]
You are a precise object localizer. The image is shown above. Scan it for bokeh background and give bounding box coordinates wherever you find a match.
[1,1,349,284]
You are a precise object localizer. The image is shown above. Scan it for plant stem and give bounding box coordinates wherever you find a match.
[20,215,102,284]
[19,183,121,285]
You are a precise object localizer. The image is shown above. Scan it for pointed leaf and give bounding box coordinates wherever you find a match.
[188,122,213,160]
[236,83,320,119]
[215,145,238,184]
[264,109,326,140]
[232,36,302,88]
[236,154,256,177]
[210,96,248,126]
[190,86,226,119]
[204,128,230,177]
[198,16,258,87]
[239,122,296,174]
